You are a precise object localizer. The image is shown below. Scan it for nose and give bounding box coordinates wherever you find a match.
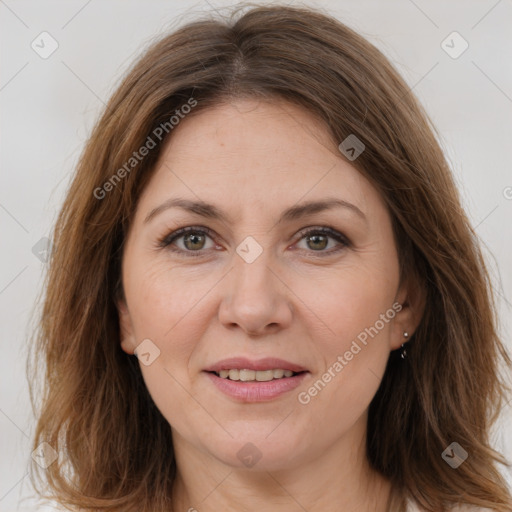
[218,250,293,336]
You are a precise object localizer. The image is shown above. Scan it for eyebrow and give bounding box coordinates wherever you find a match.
[143,197,367,225]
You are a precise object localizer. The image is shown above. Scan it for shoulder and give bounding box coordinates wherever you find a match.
[406,499,492,511]
[450,507,493,512]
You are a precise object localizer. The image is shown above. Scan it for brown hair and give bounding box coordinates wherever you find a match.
[28,4,512,511]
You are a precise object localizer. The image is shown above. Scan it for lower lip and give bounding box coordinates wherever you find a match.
[204,371,308,402]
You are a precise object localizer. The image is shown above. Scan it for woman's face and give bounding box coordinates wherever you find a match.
[118,99,414,472]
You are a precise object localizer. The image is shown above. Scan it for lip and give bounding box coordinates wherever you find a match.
[204,357,307,373]
[205,371,308,402]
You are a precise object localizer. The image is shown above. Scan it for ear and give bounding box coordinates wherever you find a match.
[390,274,426,350]
[117,297,137,355]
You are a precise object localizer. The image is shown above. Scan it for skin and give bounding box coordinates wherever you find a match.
[117,99,422,512]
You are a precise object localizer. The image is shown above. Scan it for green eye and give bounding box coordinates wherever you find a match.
[295,227,350,255]
[159,226,216,256]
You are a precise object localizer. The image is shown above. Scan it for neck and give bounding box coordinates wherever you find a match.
[170,416,392,512]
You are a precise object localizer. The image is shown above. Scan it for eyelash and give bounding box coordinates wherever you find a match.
[157,225,350,258]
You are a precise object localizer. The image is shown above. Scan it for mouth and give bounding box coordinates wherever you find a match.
[203,357,309,402]
[209,368,305,381]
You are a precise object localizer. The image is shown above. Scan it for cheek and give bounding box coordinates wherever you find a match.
[294,262,397,414]
[125,260,220,393]
[294,259,398,351]
[126,259,213,341]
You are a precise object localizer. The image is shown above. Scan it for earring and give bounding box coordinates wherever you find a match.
[401,332,409,359]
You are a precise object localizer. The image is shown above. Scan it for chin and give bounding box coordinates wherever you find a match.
[202,431,310,472]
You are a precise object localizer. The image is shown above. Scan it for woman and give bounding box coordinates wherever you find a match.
[28,4,512,511]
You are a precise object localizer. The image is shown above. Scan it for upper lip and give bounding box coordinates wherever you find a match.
[204,357,308,373]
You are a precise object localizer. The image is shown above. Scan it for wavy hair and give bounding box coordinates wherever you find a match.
[28,4,512,511]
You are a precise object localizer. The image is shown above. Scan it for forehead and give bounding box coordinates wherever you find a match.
[134,99,386,225]
[160,98,338,170]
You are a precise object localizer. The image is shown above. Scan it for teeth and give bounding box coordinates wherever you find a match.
[255,370,274,382]
[239,369,256,381]
[216,368,298,381]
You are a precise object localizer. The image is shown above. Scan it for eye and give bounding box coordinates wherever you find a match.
[157,226,218,257]
[157,225,350,257]
[294,226,350,255]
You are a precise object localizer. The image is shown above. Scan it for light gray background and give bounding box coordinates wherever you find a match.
[1,1,511,510]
